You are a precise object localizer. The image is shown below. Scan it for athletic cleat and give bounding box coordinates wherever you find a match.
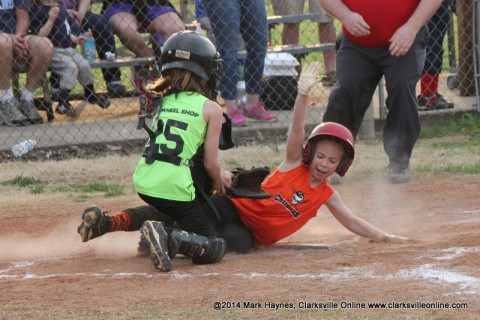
[77,205,111,242]
[140,221,173,272]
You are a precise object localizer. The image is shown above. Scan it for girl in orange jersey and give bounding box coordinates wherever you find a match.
[210,62,409,251]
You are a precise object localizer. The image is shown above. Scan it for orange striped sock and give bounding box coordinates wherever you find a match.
[108,211,131,232]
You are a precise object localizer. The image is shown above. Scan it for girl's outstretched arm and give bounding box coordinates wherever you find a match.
[326,191,410,243]
[282,62,322,168]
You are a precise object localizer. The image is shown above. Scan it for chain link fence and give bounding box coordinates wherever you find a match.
[0,0,478,156]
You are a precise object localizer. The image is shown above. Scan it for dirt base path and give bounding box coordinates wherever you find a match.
[1,173,479,319]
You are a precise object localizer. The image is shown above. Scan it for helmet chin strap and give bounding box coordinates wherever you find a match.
[207,76,219,100]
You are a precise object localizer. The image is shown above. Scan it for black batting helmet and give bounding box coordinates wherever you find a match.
[160,30,222,81]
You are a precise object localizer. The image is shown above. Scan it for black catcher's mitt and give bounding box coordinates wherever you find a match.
[226,166,273,199]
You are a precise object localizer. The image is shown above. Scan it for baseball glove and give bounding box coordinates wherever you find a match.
[226,166,273,199]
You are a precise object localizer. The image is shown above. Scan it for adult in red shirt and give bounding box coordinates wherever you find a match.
[317,0,442,184]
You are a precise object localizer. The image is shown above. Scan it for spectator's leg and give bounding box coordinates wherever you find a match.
[0,34,29,126]
[242,0,268,95]
[24,36,53,93]
[49,50,79,118]
[318,22,337,75]
[13,36,53,124]
[282,23,300,45]
[202,0,244,124]
[65,49,111,110]
[310,0,337,84]
[146,11,185,41]
[271,0,303,44]
[82,11,125,94]
[241,0,273,121]
[0,33,14,93]
[109,12,154,58]
[419,0,452,110]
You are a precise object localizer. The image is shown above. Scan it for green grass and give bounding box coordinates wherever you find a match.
[1,176,125,196]
[1,176,45,194]
[419,112,480,138]
[76,182,125,196]
[54,182,125,197]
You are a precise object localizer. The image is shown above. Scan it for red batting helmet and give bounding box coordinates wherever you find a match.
[303,122,355,176]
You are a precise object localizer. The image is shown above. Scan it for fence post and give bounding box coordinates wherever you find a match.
[456,0,476,96]
[474,0,480,111]
[359,102,376,140]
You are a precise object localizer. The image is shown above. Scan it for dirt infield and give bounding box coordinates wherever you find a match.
[1,167,479,319]
[1,134,480,320]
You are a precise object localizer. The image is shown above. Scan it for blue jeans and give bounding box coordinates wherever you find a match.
[202,0,268,100]
[424,0,450,74]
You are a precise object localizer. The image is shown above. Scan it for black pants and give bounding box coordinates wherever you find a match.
[138,193,218,237]
[208,195,255,253]
[324,29,428,167]
[123,196,254,253]
[124,205,175,231]
[72,11,122,84]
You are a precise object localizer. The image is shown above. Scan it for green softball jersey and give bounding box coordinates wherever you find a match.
[133,91,208,201]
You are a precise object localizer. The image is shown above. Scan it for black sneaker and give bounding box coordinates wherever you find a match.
[56,102,78,117]
[388,162,411,184]
[77,205,111,242]
[88,95,111,109]
[418,93,454,111]
[107,81,126,96]
[140,221,173,272]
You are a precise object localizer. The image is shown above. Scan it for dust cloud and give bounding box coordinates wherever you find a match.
[0,219,139,262]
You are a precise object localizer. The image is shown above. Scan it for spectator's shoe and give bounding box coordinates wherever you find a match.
[88,95,111,109]
[140,221,173,272]
[132,66,157,118]
[56,102,78,117]
[18,100,44,124]
[77,205,111,242]
[0,108,6,126]
[242,101,277,122]
[227,108,247,127]
[321,72,337,87]
[50,88,61,101]
[417,93,454,111]
[388,162,411,184]
[107,81,126,96]
[1,100,29,126]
